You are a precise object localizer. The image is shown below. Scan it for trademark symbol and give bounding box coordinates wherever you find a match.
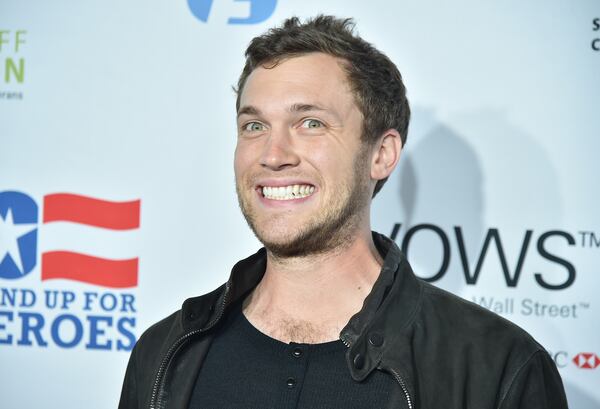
[579,302,590,310]
[578,231,600,248]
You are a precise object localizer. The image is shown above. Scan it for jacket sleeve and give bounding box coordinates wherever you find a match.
[118,343,140,409]
[499,350,569,409]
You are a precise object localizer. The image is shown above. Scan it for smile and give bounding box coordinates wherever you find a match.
[261,184,315,200]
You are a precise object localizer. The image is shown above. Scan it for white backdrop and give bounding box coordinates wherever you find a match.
[1,0,599,407]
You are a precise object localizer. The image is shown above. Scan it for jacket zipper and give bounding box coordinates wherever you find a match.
[149,282,231,409]
[390,368,413,409]
[339,334,351,348]
[340,334,413,409]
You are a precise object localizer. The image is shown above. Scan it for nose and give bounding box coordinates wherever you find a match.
[259,127,300,170]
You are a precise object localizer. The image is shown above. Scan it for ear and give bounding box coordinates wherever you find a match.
[370,129,403,182]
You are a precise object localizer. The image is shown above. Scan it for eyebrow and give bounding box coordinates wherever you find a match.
[237,103,328,118]
[289,103,326,113]
[237,105,261,118]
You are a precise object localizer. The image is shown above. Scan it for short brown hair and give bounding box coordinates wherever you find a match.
[236,15,410,197]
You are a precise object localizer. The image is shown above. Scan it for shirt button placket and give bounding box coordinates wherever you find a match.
[285,344,307,407]
[286,377,297,389]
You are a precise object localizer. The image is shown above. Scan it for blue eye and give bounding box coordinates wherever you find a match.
[300,119,323,129]
[244,122,265,132]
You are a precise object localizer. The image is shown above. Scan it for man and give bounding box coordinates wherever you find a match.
[119,16,568,409]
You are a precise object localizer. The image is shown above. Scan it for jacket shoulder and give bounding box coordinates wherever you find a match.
[411,283,566,407]
[135,310,182,356]
[419,282,543,354]
[118,283,226,409]
[118,310,182,409]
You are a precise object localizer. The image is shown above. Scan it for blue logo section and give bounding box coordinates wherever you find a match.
[188,0,213,22]
[188,0,276,24]
[0,191,38,279]
[228,0,277,24]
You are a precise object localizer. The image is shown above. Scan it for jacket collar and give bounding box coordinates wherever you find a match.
[181,247,267,333]
[181,231,422,394]
[341,232,422,401]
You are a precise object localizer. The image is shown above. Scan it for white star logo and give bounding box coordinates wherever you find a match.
[0,208,37,274]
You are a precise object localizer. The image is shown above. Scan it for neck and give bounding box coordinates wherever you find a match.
[243,224,383,343]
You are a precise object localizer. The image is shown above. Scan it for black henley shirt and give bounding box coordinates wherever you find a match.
[189,302,394,408]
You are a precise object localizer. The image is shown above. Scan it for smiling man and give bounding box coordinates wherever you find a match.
[119,16,568,409]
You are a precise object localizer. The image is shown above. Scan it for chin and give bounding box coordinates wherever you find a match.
[254,215,361,259]
[261,236,318,259]
[254,227,306,257]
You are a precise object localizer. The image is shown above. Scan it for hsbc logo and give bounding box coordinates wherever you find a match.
[548,351,600,370]
[572,353,600,369]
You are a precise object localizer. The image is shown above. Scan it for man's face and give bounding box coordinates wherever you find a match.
[234,53,373,257]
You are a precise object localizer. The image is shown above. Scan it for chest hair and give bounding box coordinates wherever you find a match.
[246,312,343,344]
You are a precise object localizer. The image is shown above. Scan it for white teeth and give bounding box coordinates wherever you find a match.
[261,184,315,200]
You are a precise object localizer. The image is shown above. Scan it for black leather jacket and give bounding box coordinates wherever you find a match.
[119,233,568,409]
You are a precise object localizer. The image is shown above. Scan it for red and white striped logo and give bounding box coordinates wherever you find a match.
[40,193,140,288]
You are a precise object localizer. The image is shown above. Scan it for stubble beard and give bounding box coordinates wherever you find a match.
[236,149,372,259]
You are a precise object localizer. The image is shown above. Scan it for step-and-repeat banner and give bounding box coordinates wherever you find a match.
[2,1,599,407]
